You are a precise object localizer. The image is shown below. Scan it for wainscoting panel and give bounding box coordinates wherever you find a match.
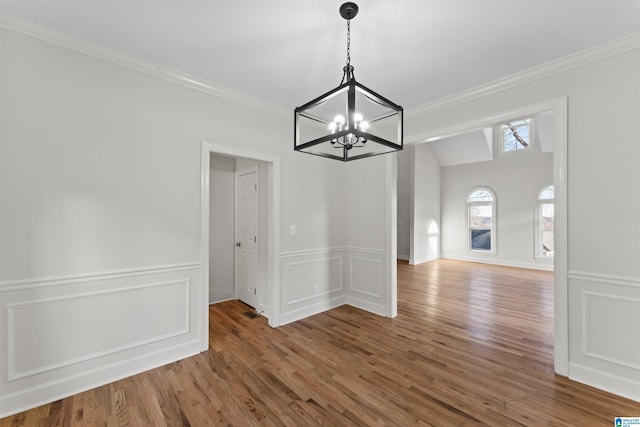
[345,247,388,317]
[280,249,346,325]
[568,271,640,401]
[0,263,202,417]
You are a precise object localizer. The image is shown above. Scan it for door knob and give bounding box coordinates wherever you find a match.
[235,242,241,247]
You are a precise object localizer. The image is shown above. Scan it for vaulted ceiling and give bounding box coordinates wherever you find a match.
[2,0,640,113]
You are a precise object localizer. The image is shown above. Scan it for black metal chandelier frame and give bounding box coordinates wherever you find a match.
[294,2,403,162]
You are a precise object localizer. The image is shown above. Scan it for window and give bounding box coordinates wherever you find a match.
[537,184,554,258]
[467,188,495,252]
[501,118,533,152]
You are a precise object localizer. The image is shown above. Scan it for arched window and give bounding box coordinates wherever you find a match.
[467,187,495,253]
[537,184,554,258]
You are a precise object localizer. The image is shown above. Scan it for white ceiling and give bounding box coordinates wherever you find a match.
[2,0,640,112]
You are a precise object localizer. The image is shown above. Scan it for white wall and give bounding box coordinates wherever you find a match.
[410,143,441,265]
[0,20,397,415]
[209,155,236,303]
[440,149,553,270]
[0,24,361,416]
[402,39,640,401]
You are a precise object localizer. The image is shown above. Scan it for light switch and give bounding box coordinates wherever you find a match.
[290,225,296,235]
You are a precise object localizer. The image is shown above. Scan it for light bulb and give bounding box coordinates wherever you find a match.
[359,121,369,132]
[328,122,337,132]
[334,115,345,124]
[353,112,363,123]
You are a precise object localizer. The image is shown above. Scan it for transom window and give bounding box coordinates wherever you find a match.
[537,184,554,258]
[467,187,495,252]
[501,118,532,152]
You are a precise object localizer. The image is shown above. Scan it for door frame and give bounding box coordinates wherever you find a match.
[200,141,281,350]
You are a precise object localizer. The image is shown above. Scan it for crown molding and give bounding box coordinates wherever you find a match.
[406,31,640,119]
[0,13,290,120]
[4,13,640,124]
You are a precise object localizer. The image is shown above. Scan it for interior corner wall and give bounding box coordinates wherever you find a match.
[280,152,396,324]
[410,143,441,265]
[0,25,347,416]
[404,44,640,401]
[209,154,236,304]
[440,150,553,270]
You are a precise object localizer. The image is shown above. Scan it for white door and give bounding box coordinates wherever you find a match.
[235,166,259,308]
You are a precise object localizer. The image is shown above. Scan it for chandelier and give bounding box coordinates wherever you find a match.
[294,2,403,162]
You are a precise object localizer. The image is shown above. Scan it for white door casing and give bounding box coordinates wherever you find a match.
[235,166,259,308]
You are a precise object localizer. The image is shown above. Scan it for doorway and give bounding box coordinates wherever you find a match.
[199,141,281,351]
[396,97,568,375]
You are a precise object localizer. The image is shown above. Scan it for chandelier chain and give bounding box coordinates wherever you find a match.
[346,19,351,67]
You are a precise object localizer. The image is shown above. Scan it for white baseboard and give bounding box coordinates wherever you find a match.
[409,255,439,265]
[279,295,346,326]
[569,362,640,403]
[346,294,388,317]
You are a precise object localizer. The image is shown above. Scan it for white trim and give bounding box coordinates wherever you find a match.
[280,246,387,258]
[280,247,347,258]
[278,295,346,326]
[345,246,388,256]
[406,32,640,119]
[386,154,398,318]
[0,262,199,291]
[568,270,640,289]
[409,256,438,266]
[200,141,281,330]
[569,363,640,403]
[0,14,288,120]
[553,96,569,376]
[345,294,387,318]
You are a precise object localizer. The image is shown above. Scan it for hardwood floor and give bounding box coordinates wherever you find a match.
[2,259,639,426]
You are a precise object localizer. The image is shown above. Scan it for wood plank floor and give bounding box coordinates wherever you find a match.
[2,259,639,426]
